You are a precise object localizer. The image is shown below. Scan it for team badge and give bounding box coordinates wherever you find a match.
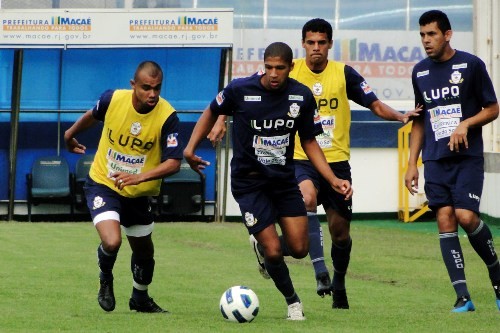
[216,91,225,105]
[313,109,321,124]
[167,133,179,147]
[312,82,323,96]
[244,212,257,227]
[92,196,106,210]
[288,103,300,118]
[130,122,142,136]
[449,70,464,84]
[360,81,373,94]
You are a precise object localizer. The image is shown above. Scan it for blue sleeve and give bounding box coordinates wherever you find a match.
[92,89,114,121]
[411,69,425,120]
[472,58,497,107]
[344,65,378,107]
[160,112,183,162]
[297,90,322,140]
[209,82,237,116]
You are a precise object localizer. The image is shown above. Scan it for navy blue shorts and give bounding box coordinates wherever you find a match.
[84,176,154,229]
[423,156,483,214]
[231,176,307,234]
[295,160,352,221]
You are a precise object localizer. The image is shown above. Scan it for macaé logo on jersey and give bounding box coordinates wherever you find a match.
[253,134,290,149]
[107,148,146,167]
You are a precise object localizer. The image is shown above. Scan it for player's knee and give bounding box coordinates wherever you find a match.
[302,193,317,210]
[289,243,308,259]
[102,237,122,253]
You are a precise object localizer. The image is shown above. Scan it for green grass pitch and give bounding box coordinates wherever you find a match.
[0,220,499,332]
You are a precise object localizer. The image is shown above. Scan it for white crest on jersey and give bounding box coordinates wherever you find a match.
[288,103,300,118]
[449,70,464,84]
[130,122,142,136]
[312,82,323,96]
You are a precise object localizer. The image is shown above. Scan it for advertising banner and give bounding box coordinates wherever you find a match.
[0,8,233,48]
[232,29,473,101]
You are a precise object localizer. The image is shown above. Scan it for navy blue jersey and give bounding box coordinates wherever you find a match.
[412,50,497,161]
[210,72,322,179]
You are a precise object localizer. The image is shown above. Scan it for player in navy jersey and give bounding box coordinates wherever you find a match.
[209,18,421,309]
[405,10,500,312]
[64,61,183,313]
[184,42,352,320]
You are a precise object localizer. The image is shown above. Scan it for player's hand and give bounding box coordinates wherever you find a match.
[184,151,211,173]
[65,137,86,154]
[208,117,227,147]
[331,179,353,200]
[110,172,141,190]
[404,165,419,195]
[401,104,423,124]
[448,121,469,152]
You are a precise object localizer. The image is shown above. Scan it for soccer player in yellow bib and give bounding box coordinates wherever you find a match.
[64,61,183,313]
[209,19,420,309]
[290,18,420,308]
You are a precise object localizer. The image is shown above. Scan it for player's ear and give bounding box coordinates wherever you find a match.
[290,61,295,72]
[444,29,453,42]
[130,79,135,88]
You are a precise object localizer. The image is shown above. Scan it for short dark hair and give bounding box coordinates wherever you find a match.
[264,42,293,65]
[134,61,163,81]
[419,10,452,34]
[302,18,333,42]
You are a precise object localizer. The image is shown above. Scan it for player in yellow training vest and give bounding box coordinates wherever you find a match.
[64,61,183,314]
[289,18,420,308]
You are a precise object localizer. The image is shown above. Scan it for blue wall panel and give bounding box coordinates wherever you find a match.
[0,47,222,204]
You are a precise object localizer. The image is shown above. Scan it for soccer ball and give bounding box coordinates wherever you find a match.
[219,286,259,323]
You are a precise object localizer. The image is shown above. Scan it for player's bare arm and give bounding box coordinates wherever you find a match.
[301,138,353,200]
[404,116,425,195]
[369,100,423,123]
[111,158,181,190]
[208,115,228,147]
[184,106,217,172]
[64,109,98,154]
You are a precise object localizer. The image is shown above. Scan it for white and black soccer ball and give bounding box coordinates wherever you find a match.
[219,286,259,323]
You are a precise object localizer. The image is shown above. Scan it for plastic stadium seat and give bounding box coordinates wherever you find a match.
[26,156,74,222]
[74,154,94,211]
[157,162,205,217]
